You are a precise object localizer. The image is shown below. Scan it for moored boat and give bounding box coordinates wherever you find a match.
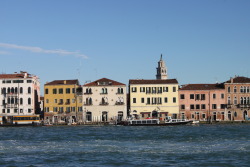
[125,116,192,126]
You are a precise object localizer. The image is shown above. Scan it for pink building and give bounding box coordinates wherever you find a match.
[179,84,226,121]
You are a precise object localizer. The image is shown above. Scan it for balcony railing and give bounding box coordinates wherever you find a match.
[115,102,124,105]
[237,104,250,108]
[99,102,109,106]
[84,92,93,95]
[84,102,93,106]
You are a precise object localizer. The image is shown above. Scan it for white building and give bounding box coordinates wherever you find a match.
[83,78,127,123]
[0,71,40,124]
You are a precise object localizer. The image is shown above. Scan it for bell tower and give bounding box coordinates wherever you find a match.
[156,54,167,80]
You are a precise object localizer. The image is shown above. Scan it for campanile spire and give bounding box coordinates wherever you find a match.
[156,54,167,80]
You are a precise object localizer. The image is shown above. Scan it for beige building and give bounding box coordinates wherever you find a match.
[129,79,179,119]
[83,78,127,123]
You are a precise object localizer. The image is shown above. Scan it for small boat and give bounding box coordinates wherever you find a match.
[126,116,192,126]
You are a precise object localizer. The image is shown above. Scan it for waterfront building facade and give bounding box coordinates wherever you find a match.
[44,80,83,124]
[83,78,127,123]
[129,79,179,119]
[0,71,40,124]
[179,84,226,121]
[225,76,250,121]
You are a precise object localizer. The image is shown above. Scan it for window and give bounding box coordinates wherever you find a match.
[2,109,5,113]
[7,109,10,113]
[66,88,71,94]
[101,88,108,94]
[227,96,231,104]
[190,105,194,110]
[234,97,237,105]
[212,104,217,109]
[59,88,63,94]
[147,98,150,104]
[72,88,75,94]
[14,109,18,113]
[141,98,144,103]
[45,89,49,94]
[28,109,32,113]
[133,98,136,103]
[46,99,49,103]
[72,99,75,103]
[221,94,224,99]
[213,94,216,99]
[164,97,168,103]
[158,87,162,93]
[234,86,237,93]
[117,88,124,94]
[28,87,31,94]
[190,94,194,99]
[28,98,31,105]
[196,104,200,109]
[20,98,23,105]
[59,99,63,104]
[163,87,168,92]
[228,87,231,93]
[140,87,145,92]
[201,94,205,100]
[72,107,76,112]
[132,87,137,92]
[181,105,185,110]
[180,94,185,99]
[201,104,206,109]
[221,104,226,109]
[202,114,206,119]
[27,80,32,83]
[66,99,70,104]
[53,89,57,94]
[54,99,57,103]
[53,107,58,112]
[240,86,244,93]
[146,87,151,94]
[173,87,176,92]
[195,94,200,100]
[173,97,176,103]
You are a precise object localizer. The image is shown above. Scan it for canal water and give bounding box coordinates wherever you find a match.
[0,124,249,167]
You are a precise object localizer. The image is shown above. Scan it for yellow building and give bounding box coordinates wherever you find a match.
[129,79,179,119]
[44,80,83,124]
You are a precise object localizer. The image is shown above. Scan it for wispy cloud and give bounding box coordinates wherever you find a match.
[0,51,11,55]
[0,43,88,59]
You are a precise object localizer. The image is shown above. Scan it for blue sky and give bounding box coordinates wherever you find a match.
[1,0,250,95]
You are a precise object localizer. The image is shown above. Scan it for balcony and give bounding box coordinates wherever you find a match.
[115,102,124,105]
[58,102,63,105]
[236,104,250,108]
[99,102,109,106]
[65,102,70,105]
[84,102,93,106]
[84,92,93,95]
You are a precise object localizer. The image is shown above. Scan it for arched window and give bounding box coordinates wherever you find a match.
[240,86,244,93]
[227,96,231,104]
[7,87,10,93]
[234,86,237,93]
[20,87,23,94]
[247,97,250,104]
[11,98,14,104]
[28,87,31,94]
[240,97,243,104]
[15,87,18,93]
[234,112,237,117]
[28,98,31,105]
[89,88,92,94]
[20,98,23,105]
[11,87,14,93]
[7,98,10,104]
[244,97,247,104]
[234,96,237,105]
[228,87,231,93]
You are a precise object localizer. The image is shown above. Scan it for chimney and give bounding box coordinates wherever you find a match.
[64,80,67,84]
[230,77,234,83]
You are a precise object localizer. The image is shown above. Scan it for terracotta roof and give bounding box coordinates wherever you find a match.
[45,79,79,85]
[129,79,178,85]
[180,84,224,90]
[225,76,250,84]
[0,73,29,79]
[83,78,125,86]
